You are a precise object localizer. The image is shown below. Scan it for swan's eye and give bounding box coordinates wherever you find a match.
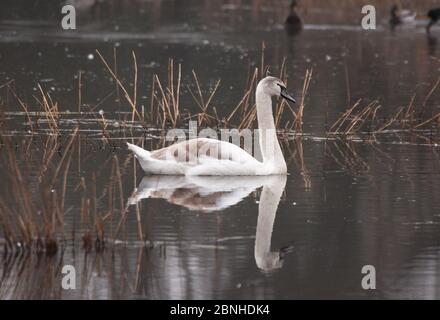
[277,84,286,91]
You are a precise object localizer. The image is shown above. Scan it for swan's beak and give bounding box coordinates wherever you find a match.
[280,90,296,104]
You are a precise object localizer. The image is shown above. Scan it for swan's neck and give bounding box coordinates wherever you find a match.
[256,86,287,174]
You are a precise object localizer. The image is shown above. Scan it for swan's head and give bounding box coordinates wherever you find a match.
[257,76,296,104]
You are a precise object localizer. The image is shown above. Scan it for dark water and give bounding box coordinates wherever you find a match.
[1,0,440,299]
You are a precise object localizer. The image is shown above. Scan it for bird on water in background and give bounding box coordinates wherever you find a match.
[389,4,416,29]
[285,0,303,36]
[427,8,440,33]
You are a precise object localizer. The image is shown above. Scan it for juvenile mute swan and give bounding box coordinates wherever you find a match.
[127,76,296,175]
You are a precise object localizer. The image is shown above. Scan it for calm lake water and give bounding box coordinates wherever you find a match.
[1,0,440,299]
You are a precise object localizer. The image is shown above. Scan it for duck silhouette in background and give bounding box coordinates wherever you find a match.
[285,0,303,36]
[427,8,440,33]
[389,4,416,30]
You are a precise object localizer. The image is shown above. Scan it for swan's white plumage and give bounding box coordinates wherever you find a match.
[127,139,263,175]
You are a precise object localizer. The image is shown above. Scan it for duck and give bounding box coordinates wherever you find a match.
[285,0,303,36]
[427,8,440,33]
[389,4,416,28]
[127,76,296,176]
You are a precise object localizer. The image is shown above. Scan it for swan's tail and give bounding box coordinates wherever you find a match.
[127,143,151,160]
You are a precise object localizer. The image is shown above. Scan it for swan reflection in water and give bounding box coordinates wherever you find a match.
[127,175,291,272]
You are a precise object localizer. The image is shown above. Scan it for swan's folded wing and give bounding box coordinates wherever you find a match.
[150,138,257,164]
